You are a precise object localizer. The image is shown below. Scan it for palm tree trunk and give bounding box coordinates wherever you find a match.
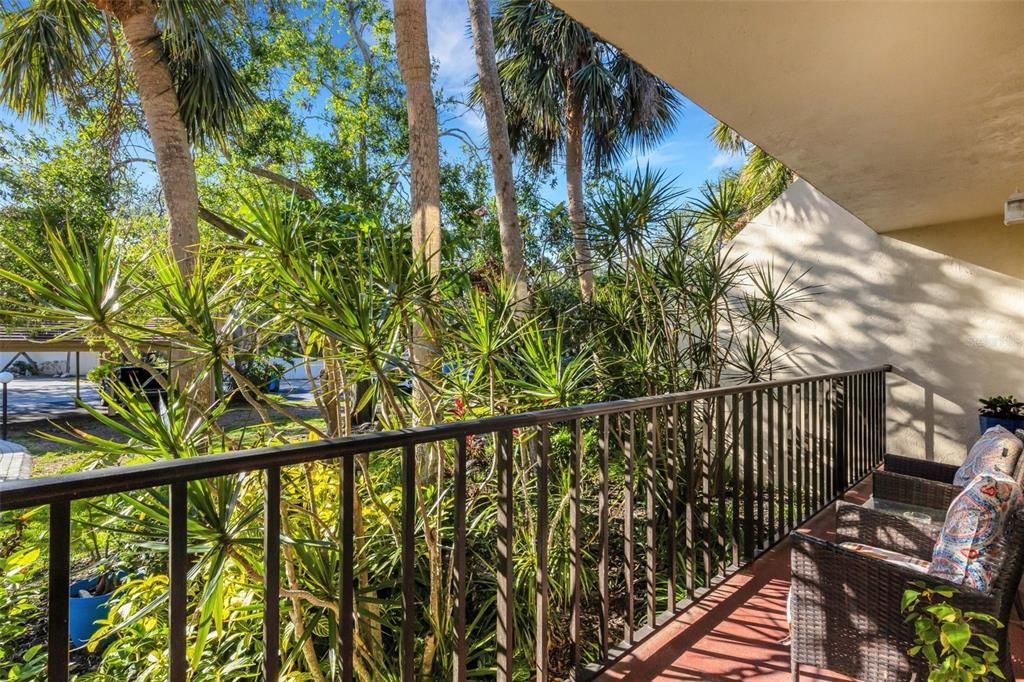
[467,0,529,315]
[394,0,441,436]
[393,4,444,673]
[564,89,595,302]
[115,0,199,278]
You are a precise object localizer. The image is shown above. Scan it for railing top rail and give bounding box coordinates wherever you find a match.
[0,365,890,510]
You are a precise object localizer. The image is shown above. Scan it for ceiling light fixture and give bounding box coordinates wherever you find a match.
[1006,189,1024,226]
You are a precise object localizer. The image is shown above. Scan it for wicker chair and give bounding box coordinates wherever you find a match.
[789,501,1024,681]
[873,453,962,511]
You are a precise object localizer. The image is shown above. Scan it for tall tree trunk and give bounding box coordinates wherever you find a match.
[467,0,529,315]
[393,3,444,673]
[115,0,199,278]
[564,90,595,302]
[394,0,442,431]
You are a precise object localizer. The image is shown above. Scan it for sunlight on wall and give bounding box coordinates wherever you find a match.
[735,180,1024,462]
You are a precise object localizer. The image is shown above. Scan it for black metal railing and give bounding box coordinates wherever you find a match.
[0,365,890,681]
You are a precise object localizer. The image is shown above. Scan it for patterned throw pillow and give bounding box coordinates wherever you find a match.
[839,542,930,573]
[928,472,1024,591]
[952,426,1024,487]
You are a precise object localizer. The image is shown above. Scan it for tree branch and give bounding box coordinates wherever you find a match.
[245,166,317,201]
[199,205,246,240]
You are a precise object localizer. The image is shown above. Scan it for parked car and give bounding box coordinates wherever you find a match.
[103,366,167,410]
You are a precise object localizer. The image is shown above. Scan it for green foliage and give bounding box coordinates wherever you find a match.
[0,4,818,679]
[707,120,795,218]
[903,581,1006,681]
[0,0,251,145]
[0,527,47,681]
[489,0,681,172]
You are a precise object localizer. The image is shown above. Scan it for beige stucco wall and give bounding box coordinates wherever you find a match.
[733,180,1024,463]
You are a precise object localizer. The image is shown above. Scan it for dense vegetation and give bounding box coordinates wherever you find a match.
[0,0,804,679]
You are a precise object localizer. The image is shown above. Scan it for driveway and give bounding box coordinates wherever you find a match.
[1,377,103,423]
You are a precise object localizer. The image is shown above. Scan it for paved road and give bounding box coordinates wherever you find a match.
[1,376,316,424]
[2,377,102,423]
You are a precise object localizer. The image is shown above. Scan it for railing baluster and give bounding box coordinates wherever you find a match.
[169,482,188,682]
[823,378,831,497]
[700,402,712,580]
[775,386,784,542]
[785,385,794,533]
[598,415,610,658]
[742,392,755,561]
[624,412,635,643]
[730,394,740,568]
[48,500,70,682]
[869,372,877,464]
[755,392,764,552]
[802,383,812,521]
[822,381,831,502]
[454,439,468,682]
[646,409,657,626]
[876,371,883,463]
[571,420,583,675]
[685,402,696,594]
[766,390,775,547]
[496,431,514,681]
[667,404,678,610]
[823,382,831,503]
[0,366,895,682]
[859,374,866,476]
[813,380,822,509]
[715,396,726,578]
[265,466,282,681]
[881,370,888,458]
[794,385,804,524]
[401,445,416,682]
[536,428,550,681]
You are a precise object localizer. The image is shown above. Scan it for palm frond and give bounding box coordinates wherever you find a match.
[0,0,100,120]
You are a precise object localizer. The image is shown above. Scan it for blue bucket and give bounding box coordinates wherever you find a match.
[68,578,114,647]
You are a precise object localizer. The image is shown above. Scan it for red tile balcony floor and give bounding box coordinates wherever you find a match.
[598,480,1024,682]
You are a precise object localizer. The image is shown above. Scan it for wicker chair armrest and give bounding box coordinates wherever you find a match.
[872,470,962,511]
[884,453,959,483]
[789,532,1002,679]
[835,500,940,560]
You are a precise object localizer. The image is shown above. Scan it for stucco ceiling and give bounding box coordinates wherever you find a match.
[550,0,1024,233]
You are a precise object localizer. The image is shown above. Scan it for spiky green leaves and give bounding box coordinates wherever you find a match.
[0,0,100,120]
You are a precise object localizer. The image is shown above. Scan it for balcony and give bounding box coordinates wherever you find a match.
[3,365,1019,681]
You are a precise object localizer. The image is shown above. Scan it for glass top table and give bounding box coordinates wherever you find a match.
[861,496,947,526]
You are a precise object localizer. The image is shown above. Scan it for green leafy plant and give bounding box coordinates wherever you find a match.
[902,581,1005,680]
[978,396,1024,419]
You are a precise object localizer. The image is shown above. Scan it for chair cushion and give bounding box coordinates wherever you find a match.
[928,472,1024,591]
[1014,429,1024,485]
[838,542,930,573]
[953,426,1024,487]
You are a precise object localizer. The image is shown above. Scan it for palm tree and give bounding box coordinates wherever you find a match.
[0,0,250,278]
[392,1,445,670]
[467,0,529,315]
[490,0,681,301]
[710,120,795,216]
[393,0,442,430]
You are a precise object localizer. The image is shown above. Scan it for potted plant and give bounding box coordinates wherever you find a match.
[69,570,124,647]
[978,395,1024,433]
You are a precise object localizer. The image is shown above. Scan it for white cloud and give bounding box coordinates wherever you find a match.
[709,150,745,170]
[426,0,475,92]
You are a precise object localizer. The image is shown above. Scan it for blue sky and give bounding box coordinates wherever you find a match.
[1,1,743,206]
[425,0,744,203]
